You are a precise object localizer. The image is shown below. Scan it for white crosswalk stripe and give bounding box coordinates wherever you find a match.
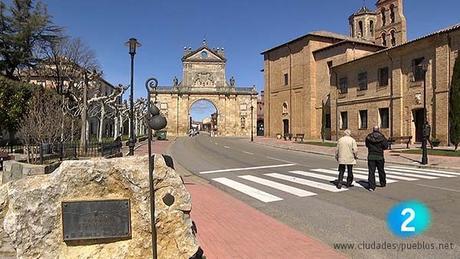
[239,175,317,197]
[265,173,346,192]
[351,167,438,179]
[383,167,450,178]
[288,171,365,189]
[213,177,283,202]
[352,168,418,181]
[209,165,458,203]
[387,166,458,177]
[312,168,398,183]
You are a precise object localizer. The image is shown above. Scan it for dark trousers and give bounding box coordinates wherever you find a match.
[338,164,354,186]
[368,160,386,190]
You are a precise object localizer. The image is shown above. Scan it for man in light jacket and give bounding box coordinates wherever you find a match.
[335,129,358,189]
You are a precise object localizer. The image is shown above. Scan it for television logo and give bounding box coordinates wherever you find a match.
[387,200,431,238]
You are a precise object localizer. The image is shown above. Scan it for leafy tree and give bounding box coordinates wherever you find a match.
[0,76,36,142]
[449,56,460,150]
[0,0,61,80]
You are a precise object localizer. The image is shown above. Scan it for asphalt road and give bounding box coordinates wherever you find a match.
[170,134,460,258]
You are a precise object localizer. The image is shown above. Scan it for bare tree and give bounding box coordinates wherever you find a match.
[18,88,71,162]
[87,84,127,142]
[33,37,104,151]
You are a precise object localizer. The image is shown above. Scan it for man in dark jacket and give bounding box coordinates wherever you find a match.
[366,126,389,191]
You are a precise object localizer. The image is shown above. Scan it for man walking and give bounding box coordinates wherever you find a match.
[366,126,389,191]
[335,129,358,189]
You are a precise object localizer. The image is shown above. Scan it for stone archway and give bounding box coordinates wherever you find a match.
[150,42,258,137]
[153,91,256,137]
[188,98,219,133]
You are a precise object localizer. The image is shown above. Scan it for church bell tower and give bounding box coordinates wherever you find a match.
[374,0,407,47]
[349,6,377,42]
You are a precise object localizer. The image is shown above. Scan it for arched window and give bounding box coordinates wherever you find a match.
[390,30,396,46]
[282,102,288,115]
[390,4,395,23]
[370,20,374,37]
[359,21,364,37]
[382,33,387,46]
[381,8,386,26]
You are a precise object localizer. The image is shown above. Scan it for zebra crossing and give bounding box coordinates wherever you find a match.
[210,165,459,203]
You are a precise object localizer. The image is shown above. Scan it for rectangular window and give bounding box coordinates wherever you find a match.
[325,114,331,129]
[284,73,289,86]
[358,72,368,91]
[359,110,368,129]
[412,57,425,82]
[340,112,348,130]
[379,108,390,129]
[378,67,389,86]
[339,77,348,94]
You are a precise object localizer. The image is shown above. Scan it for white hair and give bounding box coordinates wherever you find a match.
[344,129,351,136]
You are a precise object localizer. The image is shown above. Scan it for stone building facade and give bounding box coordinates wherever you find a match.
[331,25,460,144]
[262,0,459,145]
[153,41,257,137]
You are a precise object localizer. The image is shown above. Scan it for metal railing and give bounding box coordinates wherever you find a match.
[0,140,122,164]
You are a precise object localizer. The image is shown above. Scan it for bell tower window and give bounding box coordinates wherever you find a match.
[381,8,386,26]
[390,4,395,23]
[359,21,364,37]
[390,30,396,46]
[370,20,374,37]
[382,33,387,46]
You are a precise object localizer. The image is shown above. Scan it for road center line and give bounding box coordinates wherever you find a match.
[242,151,254,155]
[199,163,297,174]
[266,156,296,164]
[224,145,230,149]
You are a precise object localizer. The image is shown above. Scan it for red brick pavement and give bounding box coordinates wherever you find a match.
[186,181,346,259]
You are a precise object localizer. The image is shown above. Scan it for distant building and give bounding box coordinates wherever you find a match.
[262,0,460,145]
[22,59,122,141]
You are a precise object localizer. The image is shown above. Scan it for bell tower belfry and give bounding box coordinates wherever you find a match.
[374,0,407,47]
[349,6,377,41]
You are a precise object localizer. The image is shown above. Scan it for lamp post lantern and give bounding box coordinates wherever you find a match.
[420,60,429,165]
[126,38,141,156]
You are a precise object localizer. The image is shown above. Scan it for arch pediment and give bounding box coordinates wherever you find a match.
[182,47,225,62]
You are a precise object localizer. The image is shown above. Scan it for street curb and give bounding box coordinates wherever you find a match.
[252,140,460,171]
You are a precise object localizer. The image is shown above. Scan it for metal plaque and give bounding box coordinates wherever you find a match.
[62,199,131,241]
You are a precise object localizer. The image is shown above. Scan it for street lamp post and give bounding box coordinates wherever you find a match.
[250,101,254,142]
[421,60,429,165]
[145,78,167,259]
[126,38,141,156]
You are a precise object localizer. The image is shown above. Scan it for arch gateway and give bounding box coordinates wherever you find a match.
[152,41,258,137]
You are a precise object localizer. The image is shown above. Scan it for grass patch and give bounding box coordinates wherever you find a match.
[298,141,337,147]
[398,149,460,157]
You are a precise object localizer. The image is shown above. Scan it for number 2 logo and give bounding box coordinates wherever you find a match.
[387,200,431,238]
[400,208,415,232]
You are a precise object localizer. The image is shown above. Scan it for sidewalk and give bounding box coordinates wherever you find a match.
[138,138,346,259]
[253,137,460,170]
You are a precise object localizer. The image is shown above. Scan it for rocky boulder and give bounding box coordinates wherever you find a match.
[0,155,201,258]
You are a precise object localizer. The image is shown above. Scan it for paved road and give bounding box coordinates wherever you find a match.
[170,134,460,258]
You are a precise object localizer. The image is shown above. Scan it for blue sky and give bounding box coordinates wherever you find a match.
[42,0,460,120]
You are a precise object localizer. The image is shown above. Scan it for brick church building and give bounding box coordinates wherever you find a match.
[262,0,460,145]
